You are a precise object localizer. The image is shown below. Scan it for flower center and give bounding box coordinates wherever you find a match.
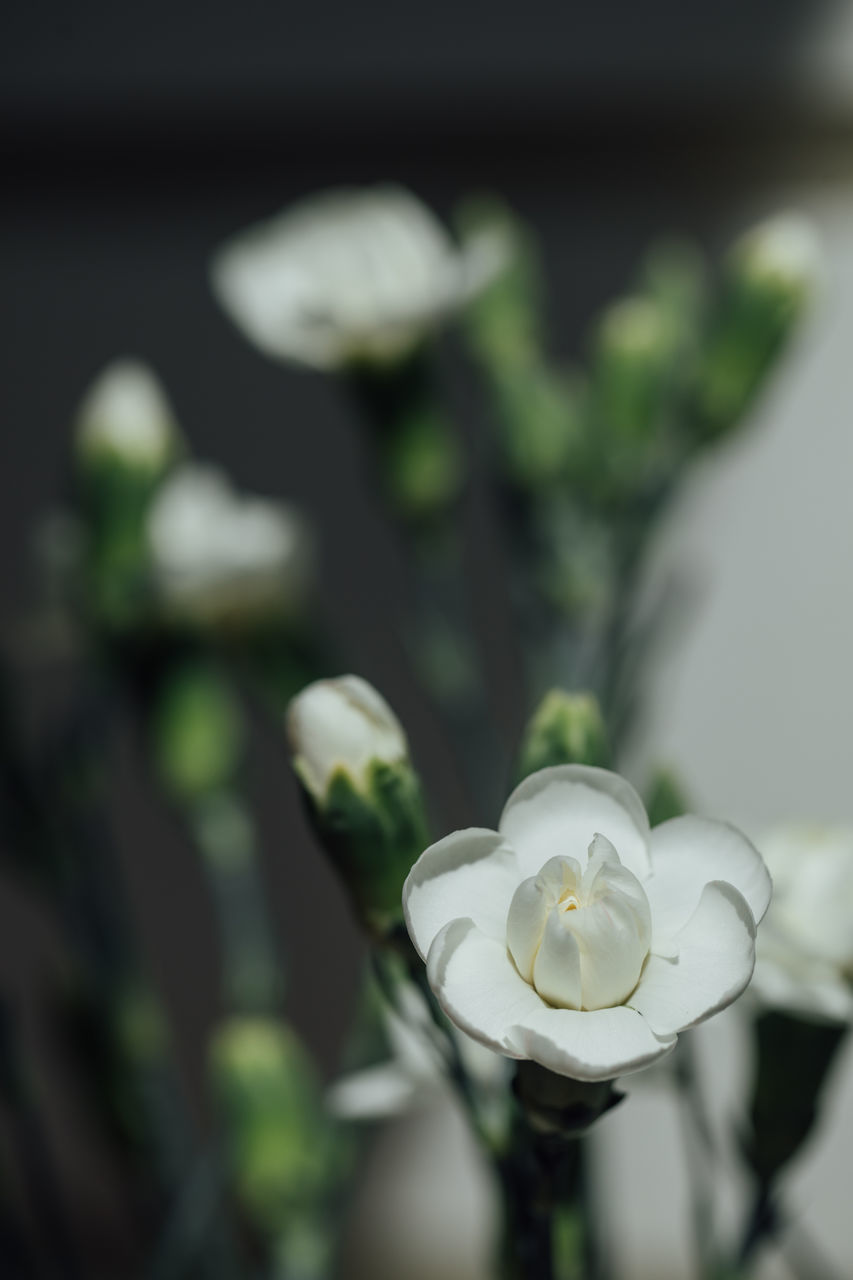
[505,835,652,1012]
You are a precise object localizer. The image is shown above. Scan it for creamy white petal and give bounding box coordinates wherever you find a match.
[500,766,651,881]
[532,910,583,1010]
[645,815,772,938]
[506,874,554,983]
[326,1063,422,1120]
[750,960,853,1023]
[403,831,520,959]
[564,893,650,1011]
[629,881,756,1036]
[507,1005,676,1082]
[752,920,853,1023]
[426,918,544,1054]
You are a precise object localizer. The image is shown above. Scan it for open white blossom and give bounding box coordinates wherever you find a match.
[751,824,853,1023]
[403,765,771,1082]
[146,463,310,621]
[211,185,509,370]
[75,359,181,470]
[287,675,407,802]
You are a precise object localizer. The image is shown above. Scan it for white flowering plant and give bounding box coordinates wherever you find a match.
[3,187,847,1280]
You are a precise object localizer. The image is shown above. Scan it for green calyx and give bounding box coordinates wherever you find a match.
[302,756,430,940]
[516,690,611,782]
[210,1017,338,1236]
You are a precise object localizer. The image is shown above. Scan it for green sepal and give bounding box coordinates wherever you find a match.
[306,758,430,940]
[513,1060,623,1138]
[379,403,465,520]
[516,690,610,783]
[149,661,245,800]
[743,1009,846,1186]
[645,767,691,827]
[688,249,811,442]
[209,1017,341,1238]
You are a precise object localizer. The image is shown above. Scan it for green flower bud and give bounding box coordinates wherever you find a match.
[645,767,691,828]
[287,676,430,939]
[516,690,610,782]
[592,295,676,448]
[209,1018,338,1236]
[73,360,183,629]
[74,359,182,482]
[691,213,819,440]
[150,663,245,799]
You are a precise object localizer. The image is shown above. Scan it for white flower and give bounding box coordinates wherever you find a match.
[751,824,853,1022]
[211,185,509,370]
[146,463,310,621]
[731,212,821,297]
[327,984,508,1121]
[75,359,181,470]
[403,765,771,1082]
[287,675,407,803]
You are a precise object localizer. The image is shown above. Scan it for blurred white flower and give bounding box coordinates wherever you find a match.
[734,212,820,289]
[404,765,771,1082]
[751,824,853,1022]
[327,983,509,1122]
[287,675,407,803]
[146,463,310,622]
[75,359,181,471]
[211,185,509,370]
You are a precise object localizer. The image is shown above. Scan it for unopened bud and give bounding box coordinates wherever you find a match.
[516,690,610,782]
[287,676,429,939]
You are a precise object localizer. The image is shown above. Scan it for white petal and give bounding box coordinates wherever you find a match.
[532,910,583,1010]
[507,1005,676,1082]
[565,893,650,1011]
[506,874,554,983]
[646,815,771,938]
[403,831,520,959]
[426,918,544,1054]
[629,881,756,1036]
[326,1063,423,1120]
[500,766,651,881]
[751,924,853,1023]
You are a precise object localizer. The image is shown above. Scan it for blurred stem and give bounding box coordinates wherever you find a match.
[673,1036,717,1277]
[737,1185,846,1280]
[347,353,503,817]
[0,999,82,1280]
[146,1144,239,1280]
[496,1116,588,1280]
[188,792,283,1014]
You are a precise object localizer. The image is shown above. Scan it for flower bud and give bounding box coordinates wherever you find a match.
[287,676,429,939]
[73,361,183,629]
[592,295,676,447]
[691,212,819,439]
[150,662,245,800]
[288,675,406,801]
[645,766,690,828]
[74,359,182,486]
[209,1017,338,1235]
[516,690,610,782]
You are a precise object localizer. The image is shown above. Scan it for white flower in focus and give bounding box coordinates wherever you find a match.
[211,185,509,370]
[751,824,853,1022]
[75,359,181,470]
[146,463,310,621]
[403,765,771,1082]
[287,675,407,803]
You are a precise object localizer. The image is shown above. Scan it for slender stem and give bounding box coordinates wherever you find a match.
[673,1037,717,1276]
